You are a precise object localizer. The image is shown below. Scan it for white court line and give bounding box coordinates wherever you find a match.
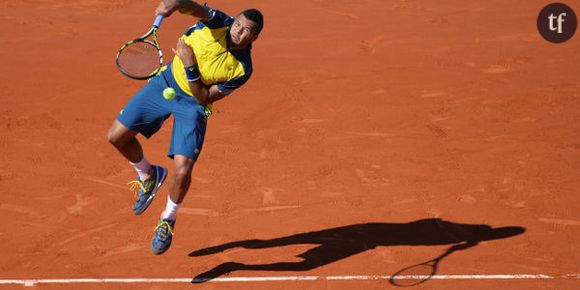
[0,274,578,286]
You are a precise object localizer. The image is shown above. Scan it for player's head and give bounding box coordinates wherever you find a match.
[230,8,263,48]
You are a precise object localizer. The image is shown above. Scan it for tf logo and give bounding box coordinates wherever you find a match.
[537,3,577,43]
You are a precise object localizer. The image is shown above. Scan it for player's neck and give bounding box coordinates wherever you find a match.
[228,41,246,51]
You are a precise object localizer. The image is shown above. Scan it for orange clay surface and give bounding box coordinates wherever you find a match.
[1,0,579,289]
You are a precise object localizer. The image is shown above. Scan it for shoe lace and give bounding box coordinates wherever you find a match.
[154,220,174,240]
[128,175,156,198]
[127,180,145,199]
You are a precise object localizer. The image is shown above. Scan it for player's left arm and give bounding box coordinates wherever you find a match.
[174,38,227,105]
[188,82,226,105]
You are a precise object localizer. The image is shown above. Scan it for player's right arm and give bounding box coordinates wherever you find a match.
[156,0,210,20]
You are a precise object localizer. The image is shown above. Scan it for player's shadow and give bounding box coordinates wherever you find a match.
[189,218,525,283]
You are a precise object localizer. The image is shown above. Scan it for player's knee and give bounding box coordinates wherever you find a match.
[107,128,122,147]
[173,166,193,181]
[107,120,135,147]
[173,160,194,182]
[172,171,192,189]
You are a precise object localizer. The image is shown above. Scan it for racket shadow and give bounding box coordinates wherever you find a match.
[188,218,525,283]
[389,241,475,287]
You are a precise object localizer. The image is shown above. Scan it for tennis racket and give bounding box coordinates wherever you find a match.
[116,15,164,80]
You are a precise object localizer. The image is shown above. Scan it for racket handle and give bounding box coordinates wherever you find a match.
[153,15,164,29]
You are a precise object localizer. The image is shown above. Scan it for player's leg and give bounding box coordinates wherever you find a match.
[151,155,195,255]
[151,97,207,254]
[109,74,171,215]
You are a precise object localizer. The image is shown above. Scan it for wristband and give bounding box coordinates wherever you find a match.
[184,64,200,82]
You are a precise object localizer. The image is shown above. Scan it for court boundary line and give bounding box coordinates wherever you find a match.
[1,274,579,286]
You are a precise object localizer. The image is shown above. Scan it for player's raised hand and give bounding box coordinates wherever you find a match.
[173,38,197,67]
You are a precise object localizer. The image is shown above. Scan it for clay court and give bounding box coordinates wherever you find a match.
[1,0,579,289]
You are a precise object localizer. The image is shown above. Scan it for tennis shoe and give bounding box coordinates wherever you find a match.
[151,218,175,255]
[128,165,168,215]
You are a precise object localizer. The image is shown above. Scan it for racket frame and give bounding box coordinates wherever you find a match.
[115,15,164,80]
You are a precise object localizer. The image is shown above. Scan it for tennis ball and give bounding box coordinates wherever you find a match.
[163,87,176,100]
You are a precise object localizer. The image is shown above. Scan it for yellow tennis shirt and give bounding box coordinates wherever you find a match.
[171,8,253,97]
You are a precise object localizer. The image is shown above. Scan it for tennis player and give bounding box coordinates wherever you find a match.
[107,0,263,254]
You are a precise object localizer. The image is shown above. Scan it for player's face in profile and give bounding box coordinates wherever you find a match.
[229,14,258,48]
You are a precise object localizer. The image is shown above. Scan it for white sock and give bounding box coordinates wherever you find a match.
[161,196,181,220]
[129,156,152,181]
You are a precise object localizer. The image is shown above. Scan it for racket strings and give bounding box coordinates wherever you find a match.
[117,40,161,79]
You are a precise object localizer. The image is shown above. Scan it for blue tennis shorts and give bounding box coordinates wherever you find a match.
[116,64,207,160]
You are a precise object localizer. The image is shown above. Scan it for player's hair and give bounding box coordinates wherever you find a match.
[241,9,264,35]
